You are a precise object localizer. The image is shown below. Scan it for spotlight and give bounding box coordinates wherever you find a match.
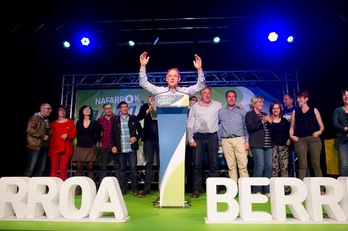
[128,40,135,47]
[62,41,70,49]
[213,36,221,44]
[287,36,294,43]
[80,37,90,46]
[268,32,278,42]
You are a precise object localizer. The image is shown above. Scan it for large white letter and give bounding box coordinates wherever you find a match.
[304,177,346,221]
[89,177,129,221]
[205,177,238,223]
[0,177,29,218]
[59,176,96,219]
[238,177,272,221]
[26,177,63,219]
[270,177,309,221]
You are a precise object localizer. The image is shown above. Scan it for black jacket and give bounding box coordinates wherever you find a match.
[137,103,159,142]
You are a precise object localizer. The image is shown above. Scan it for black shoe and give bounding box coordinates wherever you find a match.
[152,196,160,205]
[138,189,151,197]
[191,190,200,198]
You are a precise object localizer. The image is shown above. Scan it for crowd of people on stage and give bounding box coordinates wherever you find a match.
[23,52,348,200]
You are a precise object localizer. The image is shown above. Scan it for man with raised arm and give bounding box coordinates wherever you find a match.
[139,51,205,95]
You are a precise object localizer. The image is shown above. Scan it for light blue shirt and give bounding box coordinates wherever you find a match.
[139,68,205,96]
[186,100,222,142]
[218,106,249,143]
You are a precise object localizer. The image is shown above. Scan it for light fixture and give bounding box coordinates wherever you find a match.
[62,41,70,49]
[287,36,294,43]
[268,32,278,42]
[213,36,221,44]
[80,37,90,46]
[128,40,135,47]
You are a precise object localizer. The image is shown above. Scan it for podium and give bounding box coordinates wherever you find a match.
[154,94,190,208]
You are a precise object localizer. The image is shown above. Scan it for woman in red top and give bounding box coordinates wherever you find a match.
[48,105,76,181]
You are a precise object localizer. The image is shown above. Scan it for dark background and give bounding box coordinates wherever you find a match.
[4,0,347,176]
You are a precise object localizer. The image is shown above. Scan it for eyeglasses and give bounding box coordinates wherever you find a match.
[43,108,52,110]
[104,107,112,110]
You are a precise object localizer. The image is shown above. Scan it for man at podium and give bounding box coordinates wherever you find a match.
[139,51,205,95]
[138,51,205,207]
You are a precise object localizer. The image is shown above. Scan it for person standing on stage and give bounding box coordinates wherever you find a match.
[139,51,205,95]
[268,102,291,194]
[137,94,160,197]
[110,101,143,196]
[218,90,249,184]
[72,105,101,194]
[289,90,325,193]
[282,93,297,123]
[24,103,52,177]
[332,88,348,176]
[187,86,222,198]
[48,105,76,181]
[185,95,198,193]
[98,103,120,184]
[245,96,273,198]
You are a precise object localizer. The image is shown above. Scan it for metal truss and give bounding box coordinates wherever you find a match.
[61,69,299,118]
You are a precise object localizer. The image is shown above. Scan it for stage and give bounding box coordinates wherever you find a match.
[1,190,347,231]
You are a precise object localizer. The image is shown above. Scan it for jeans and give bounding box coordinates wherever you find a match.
[143,138,159,191]
[250,147,273,194]
[23,147,48,177]
[99,147,120,183]
[338,139,348,176]
[118,151,138,193]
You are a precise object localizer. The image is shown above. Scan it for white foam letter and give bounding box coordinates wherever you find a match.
[0,177,29,218]
[59,176,96,219]
[27,177,63,219]
[89,177,128,221]
[270,177,309,221]
[304,177,346,221]
[205,177,238,222]
[239,177,272,221]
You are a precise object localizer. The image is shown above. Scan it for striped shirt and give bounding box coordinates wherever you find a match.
[120,115,131,153]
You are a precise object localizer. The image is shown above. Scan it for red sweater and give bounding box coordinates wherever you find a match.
[48,119,76,158]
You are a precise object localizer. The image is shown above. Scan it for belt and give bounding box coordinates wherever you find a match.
[196,132,217,135]
[222,134,241,139]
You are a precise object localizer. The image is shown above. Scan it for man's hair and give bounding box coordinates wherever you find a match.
[117,101,128,110]
[283,93,294,100]
[225,90,237,98]
[102,103,113,108]
[189,95,197,101]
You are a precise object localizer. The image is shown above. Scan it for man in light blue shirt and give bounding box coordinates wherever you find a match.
[139,51,205,96]
[218,90,249,184]
[187,86,223,198]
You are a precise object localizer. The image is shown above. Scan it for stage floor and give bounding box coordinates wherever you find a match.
[1,191,347,231]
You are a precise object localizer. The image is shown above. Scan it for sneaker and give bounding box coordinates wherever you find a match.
[138,189,151,197]
[266,193,271,198]
[133,191,139,196]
